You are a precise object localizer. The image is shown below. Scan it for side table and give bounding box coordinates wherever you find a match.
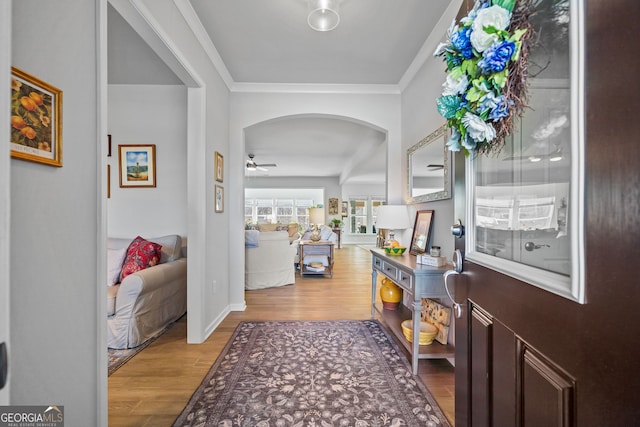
[332,228,342,248]
[299,240,334,277]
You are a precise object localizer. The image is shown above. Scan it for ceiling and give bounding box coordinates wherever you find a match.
[108,0,452,183]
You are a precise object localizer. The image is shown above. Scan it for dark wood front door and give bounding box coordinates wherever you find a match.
[451,0,640,426]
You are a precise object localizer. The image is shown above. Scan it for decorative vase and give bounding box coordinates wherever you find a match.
[380,277,402,310]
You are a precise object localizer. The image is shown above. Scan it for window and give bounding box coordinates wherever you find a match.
[348,196,385,234]
[256,199,274,224]
[245,197,315,227]
[276,199,293,224]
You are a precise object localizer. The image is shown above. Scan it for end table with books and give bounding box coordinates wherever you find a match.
[299,240,334,277]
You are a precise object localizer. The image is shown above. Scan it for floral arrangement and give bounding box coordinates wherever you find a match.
[434,0,533,155]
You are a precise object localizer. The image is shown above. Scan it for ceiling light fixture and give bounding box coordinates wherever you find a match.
[308,0,340,32]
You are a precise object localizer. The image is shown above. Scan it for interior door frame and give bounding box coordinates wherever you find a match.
[0,0,11,405]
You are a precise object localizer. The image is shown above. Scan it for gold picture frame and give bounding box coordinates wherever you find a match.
[215,151,224,182]
[328,198,339,215]
[215,185,224,212]
[118,144,156,188]
[10,67,62,167]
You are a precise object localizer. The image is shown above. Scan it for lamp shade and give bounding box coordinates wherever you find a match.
[309,207,325,225]
[375,205,411,230]
[308,0,340,32]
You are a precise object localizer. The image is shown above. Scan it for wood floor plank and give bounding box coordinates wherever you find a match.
[108,245,455,426]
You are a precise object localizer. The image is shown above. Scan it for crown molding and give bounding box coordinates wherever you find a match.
[174,0,234,90]
[230,82,401,95]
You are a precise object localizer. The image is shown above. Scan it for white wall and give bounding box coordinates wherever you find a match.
[11,0,101,423]
[229,92,402,308]
[400,0,462,263]
[107,84,188,238]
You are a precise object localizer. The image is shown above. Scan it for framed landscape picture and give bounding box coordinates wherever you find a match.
[118,144,156,188]
[10,67,62,167]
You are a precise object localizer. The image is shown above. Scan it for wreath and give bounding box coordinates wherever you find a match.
[434,0,534,156]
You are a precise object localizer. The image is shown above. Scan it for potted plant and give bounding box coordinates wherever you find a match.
[330,218,343,229]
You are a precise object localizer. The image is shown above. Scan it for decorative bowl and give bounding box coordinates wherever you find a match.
[401,320,437,345]
[384,246,406,256]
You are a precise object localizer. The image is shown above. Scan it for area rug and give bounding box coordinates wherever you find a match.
[173,320,451,427]
[108,317,181,376]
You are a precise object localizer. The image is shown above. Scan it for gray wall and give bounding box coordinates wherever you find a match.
[108,84,188,238]
[11,0,100,423]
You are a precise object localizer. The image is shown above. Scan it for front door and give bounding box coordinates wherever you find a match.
[451,0,640,425]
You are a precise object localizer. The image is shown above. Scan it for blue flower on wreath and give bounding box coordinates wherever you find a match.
[451,27,474,59]
[479,92,510,122]
[478,40,517,74]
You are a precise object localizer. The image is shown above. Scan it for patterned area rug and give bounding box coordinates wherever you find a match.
[108,317,181,376]
[173,320,452,427]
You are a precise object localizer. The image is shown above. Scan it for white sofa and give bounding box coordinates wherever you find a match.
[245,230,298,290]
[107,235,187,349]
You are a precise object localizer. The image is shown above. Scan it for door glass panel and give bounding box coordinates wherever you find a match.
[467,0,584,302]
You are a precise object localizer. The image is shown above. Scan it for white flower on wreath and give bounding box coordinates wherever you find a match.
[462,112,496,142]
[470,5,512,52]
[442,72,469,96]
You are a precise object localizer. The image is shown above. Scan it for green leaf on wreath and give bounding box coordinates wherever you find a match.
[437,96,461,119]
[461,59,479,79]
[491,69,508,88]
[492,0,516,12]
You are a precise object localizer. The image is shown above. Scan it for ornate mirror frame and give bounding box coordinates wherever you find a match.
[406,124,452,204]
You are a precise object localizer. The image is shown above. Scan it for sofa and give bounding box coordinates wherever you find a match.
[107,234,187,349]
[245,225,300,290]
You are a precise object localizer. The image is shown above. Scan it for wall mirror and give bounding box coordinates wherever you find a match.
[407,124,452,203]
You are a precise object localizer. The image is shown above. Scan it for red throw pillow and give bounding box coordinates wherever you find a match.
[119,236,163,281]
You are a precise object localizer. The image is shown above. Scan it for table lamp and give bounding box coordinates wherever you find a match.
[308,207,325,241]
[375,205,411,248]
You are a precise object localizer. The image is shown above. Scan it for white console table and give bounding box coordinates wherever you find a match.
[370,248,454,374]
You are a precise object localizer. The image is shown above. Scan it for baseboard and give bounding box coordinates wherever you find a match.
[203,305,231,341]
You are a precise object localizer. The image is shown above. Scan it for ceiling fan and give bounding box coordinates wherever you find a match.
[246,154,277,172]
[427,164,444,171]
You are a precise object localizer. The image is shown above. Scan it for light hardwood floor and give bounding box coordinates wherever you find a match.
[108,245,455,426]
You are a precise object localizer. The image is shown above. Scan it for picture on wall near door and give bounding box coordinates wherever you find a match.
[341,201,348,217]
[215,185,224,212]
[328,198,339,215]
[10,66,63,167]
[215,151,224,182]
[118,144,156,188]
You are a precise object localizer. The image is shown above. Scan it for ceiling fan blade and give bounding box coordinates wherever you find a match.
[256,166,269,172]
[427,164,444,170]
[256,163,277,167]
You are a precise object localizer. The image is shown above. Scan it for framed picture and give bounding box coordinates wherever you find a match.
[10,67,62,167]
[341,201,348,217]
[118,144,156,188]
[215,185,224,213]
[328,198,339,215]
[409,210,434,256]
[215,151,224,182]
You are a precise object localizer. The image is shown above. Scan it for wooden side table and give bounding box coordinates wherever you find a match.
[299,240,334,277]
[332,228,342,248]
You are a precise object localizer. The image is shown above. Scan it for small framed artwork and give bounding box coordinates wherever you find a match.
[107,134,112,157]
[215,151,224,182]
[341,201,348,217]
[328,198,339,215]
[409,210,434,256]
[118,144,156,188]
[215,185,224,213]
[10,66,63,167]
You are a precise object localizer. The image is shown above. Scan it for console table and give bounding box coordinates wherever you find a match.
[299,240,334,277]
[370,248,454,374]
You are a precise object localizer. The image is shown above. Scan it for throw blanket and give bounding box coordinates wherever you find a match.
[245,229,259,247]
